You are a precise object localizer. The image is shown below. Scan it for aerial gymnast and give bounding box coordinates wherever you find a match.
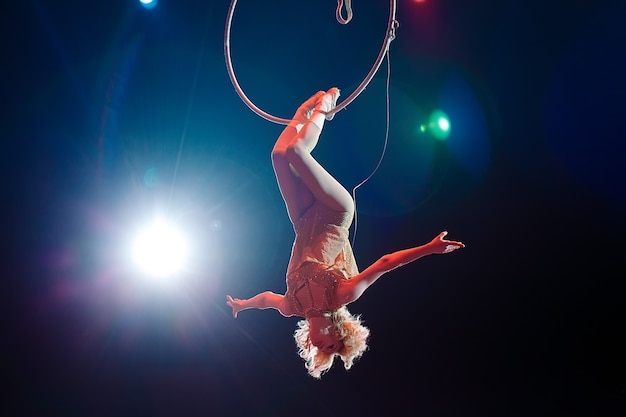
[226,88,465,378]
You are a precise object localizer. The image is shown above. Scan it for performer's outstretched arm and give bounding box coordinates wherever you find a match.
[338,232,465,305]
[226,292,291,318]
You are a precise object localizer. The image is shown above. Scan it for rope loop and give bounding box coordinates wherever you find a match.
[224,0,398,125]
[336,0,353,24]
[389,19,400,42]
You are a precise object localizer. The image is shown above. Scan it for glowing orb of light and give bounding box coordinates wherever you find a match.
[428,110,451,140]
[437,116,450,131]
[139,0,158,10]
[131,219,189,279]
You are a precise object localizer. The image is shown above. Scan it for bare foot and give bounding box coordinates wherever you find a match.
[315,87,341,120]
[293,91,326,123]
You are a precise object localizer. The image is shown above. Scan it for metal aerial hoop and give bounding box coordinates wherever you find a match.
[224,0,399,125]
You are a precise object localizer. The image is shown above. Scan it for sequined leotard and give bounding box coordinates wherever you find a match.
[285,201,359,317]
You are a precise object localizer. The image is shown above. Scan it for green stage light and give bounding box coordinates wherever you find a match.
[418,110,451,139]
[428,110,451,140]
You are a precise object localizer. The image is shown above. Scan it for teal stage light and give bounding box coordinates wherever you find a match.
[420,110,451,140]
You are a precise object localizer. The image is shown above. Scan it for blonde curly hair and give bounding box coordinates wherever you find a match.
[293,306,370,378]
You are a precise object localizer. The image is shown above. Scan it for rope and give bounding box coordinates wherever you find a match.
[351,45,393,247]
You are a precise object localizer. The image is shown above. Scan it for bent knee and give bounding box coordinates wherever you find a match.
[271,149,288,165]
[285,141,308,160]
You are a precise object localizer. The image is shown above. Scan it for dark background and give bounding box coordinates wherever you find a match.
[2,1,625,416]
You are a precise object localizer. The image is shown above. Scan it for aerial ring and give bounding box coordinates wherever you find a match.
[224,0,398,125]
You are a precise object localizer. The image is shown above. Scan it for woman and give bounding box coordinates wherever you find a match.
[226,88,464,378]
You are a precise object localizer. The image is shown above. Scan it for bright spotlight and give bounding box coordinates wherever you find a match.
[421,110,451,140]
[438,117,450,131]
[131,218,189,279]
[139,0,158,10]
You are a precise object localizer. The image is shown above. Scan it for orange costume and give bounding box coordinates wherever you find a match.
[285,201,358,317]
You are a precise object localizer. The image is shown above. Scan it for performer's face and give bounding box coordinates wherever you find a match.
[309,321,344,354]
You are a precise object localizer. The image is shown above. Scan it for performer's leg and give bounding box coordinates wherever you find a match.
[285,88,354,214]
[272,91,325,223]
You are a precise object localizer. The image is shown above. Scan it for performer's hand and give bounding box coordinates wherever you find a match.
[226,295,245,318]
[429,231,465,254]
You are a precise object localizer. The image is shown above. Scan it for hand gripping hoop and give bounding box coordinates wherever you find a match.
[224,0,398,125]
